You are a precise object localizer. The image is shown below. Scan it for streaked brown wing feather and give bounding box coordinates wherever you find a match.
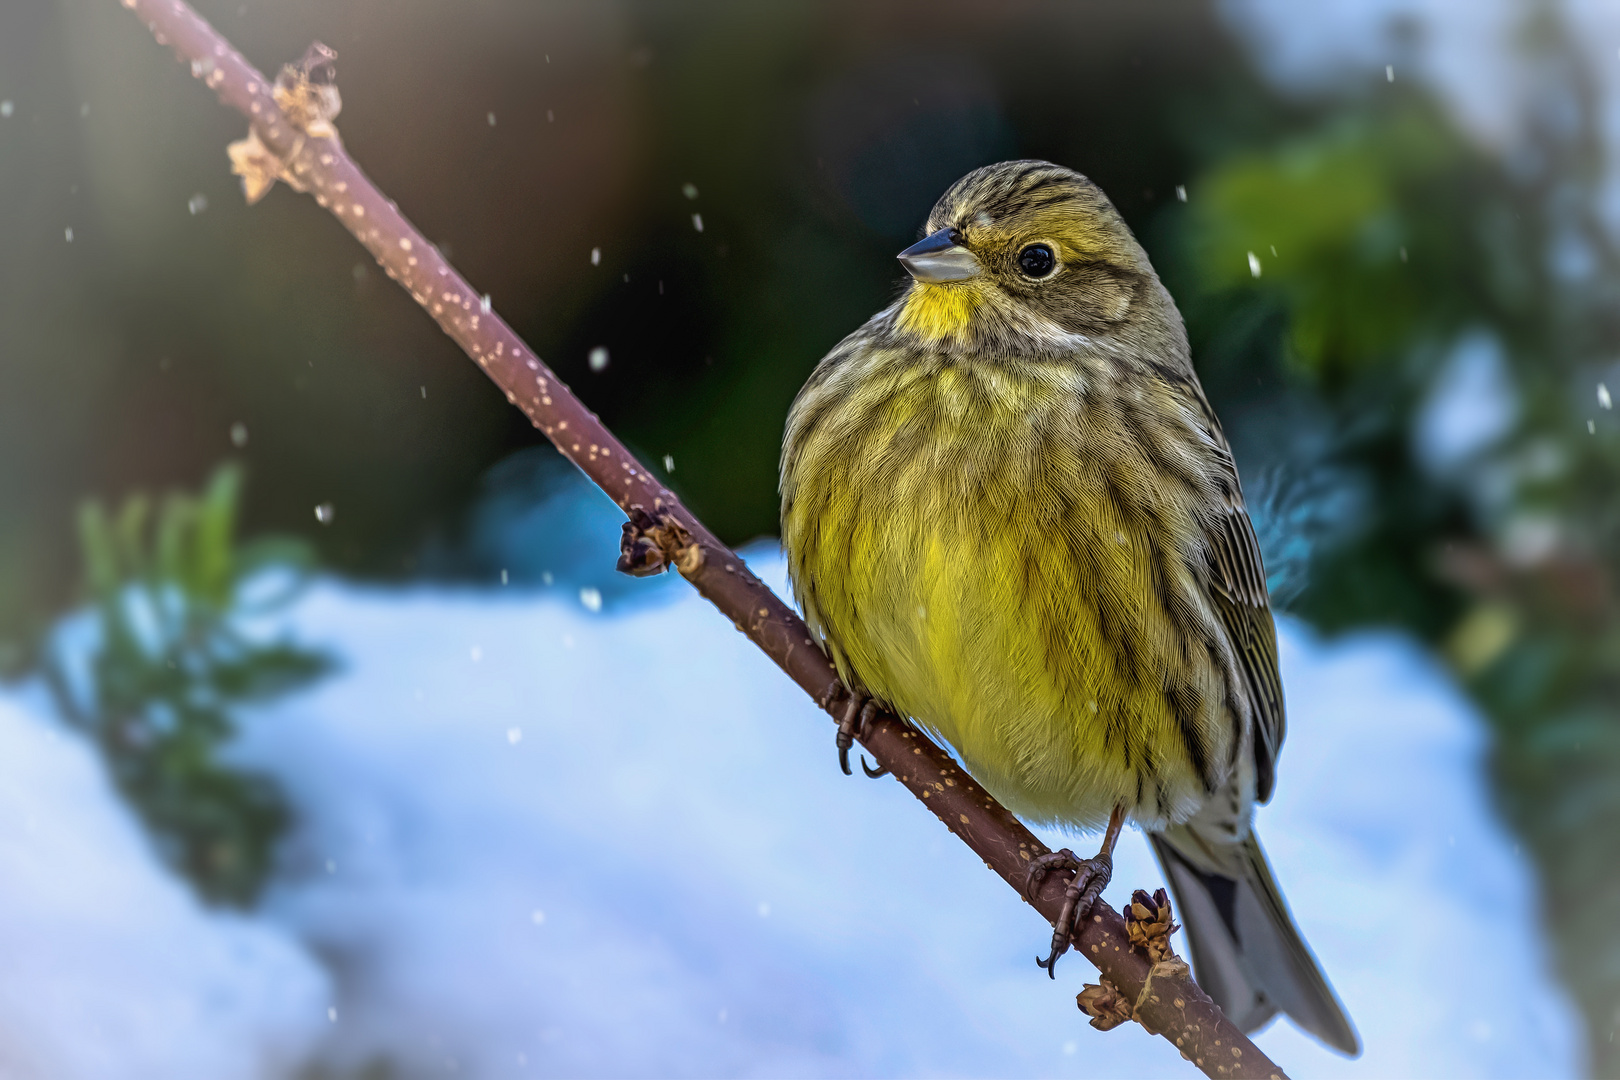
[1175,381,1285,803]
[1207,520,1284,803]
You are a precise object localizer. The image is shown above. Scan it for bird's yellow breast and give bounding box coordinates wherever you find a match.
[782,351,1231,830]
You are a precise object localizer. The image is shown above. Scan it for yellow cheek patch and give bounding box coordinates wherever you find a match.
[896,284,980,341]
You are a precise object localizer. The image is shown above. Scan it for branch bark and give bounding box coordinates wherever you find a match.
[116,3,1287,1076]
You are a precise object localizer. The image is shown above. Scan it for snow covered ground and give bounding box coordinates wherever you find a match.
[0,692,327,1080]
[0,543,1580,1078]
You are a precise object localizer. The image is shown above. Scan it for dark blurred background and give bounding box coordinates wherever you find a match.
[3,0,1618,1071]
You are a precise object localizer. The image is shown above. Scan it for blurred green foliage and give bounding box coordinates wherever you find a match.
[42,464,329,906]
[1192,111,1475,382]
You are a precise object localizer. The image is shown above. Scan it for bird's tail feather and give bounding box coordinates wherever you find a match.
[1149,830,1360,1056]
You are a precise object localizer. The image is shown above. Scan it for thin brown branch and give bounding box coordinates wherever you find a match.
[116,3,1287,1076]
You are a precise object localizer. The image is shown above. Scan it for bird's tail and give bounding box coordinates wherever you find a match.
[1149,827,1360,1056]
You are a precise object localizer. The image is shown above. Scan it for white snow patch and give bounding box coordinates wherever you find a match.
[0,696,328,1080]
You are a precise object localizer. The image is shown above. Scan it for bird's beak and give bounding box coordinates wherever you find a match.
[898,227,980,283]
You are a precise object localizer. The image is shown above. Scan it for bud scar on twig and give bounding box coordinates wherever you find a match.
[227,42,341,204]
[617,506,703,578]
[1079,889,1189,1035]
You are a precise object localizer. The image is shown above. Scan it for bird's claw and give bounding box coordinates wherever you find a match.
[836,695,886,777]
[1026,848,1113,979]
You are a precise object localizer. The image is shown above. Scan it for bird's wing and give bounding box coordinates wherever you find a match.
[1174,379,1285,803]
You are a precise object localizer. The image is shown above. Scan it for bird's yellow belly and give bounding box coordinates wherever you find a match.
[783,362,1228,831]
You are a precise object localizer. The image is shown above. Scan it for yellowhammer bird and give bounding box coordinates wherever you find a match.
[780,160,1358,1054]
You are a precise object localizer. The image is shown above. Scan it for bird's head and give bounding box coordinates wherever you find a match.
[893,161,1162,352]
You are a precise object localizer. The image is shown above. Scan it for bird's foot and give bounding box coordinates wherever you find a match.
[835,693,888,778]
[1025,848,1113,979]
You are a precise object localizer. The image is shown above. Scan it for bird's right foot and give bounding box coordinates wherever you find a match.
[835,693,888,778]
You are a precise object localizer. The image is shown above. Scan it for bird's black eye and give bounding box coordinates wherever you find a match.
[1018,244,1056,278]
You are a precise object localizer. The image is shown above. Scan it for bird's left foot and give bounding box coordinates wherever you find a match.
[1025,848,1113,978]
[835,693,888,778]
